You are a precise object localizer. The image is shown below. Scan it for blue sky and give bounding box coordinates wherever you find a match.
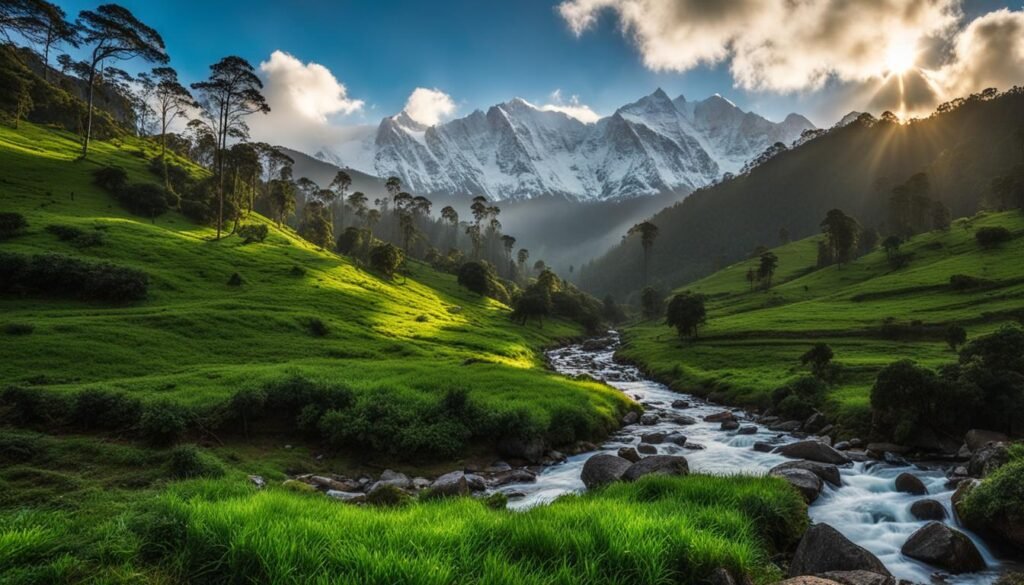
[55,0,1024,133]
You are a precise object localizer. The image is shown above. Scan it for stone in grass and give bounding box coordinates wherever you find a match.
[580,454,632,489]
[900,522,986,574]
[326,490,366,503]
[770,467,823,503]
[621,455,689,482]
[429,471,470,497]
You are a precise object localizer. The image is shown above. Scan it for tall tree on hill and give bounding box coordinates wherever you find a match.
[329,170,351,228]
[440,205,458,249]
[347,191,368,226]
[77,4,167,158]
[268,171,295,227]
[628,221,659,288]
[151,67,194,189]
[500,235,516,278]
[517,248,529,279]
[36,2,79,81]
[820,209,861,269]
[758,252,779,289]
[191,56,269,239]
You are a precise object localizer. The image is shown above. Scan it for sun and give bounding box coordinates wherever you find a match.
[885,39,918,75]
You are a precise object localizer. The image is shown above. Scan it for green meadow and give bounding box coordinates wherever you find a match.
[620,210,1024,430]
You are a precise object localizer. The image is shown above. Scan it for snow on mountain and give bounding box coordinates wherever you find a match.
[319,89,815,202]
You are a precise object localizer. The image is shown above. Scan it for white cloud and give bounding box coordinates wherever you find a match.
[936,9,1024,98]
[248,50,364,151]
[539,89,602,123]
[403,88,456,126]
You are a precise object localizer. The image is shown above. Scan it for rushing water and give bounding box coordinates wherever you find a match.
[498,334,1012,584]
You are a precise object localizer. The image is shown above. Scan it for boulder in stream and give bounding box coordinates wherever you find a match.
[641,431,667,444]
[621,455,689,482]
[909,499,947,521]
[640,413,660,425]
[622,411,639,425]
[720,420,740,431]
[770,460,841,487]
[738,425,758,435]
[770,467,823,503]
[704,411,736,423]
[637,443,658,454]
[894,472,928,495]
[900,522,986,574]
[775,440,851,465]
[665,432,688,446]
[671,399,690,409]
[789,523,891,577]
[617,447,641,462]
[580,454,632,489]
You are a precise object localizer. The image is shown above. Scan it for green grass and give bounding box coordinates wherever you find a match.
[0,121,631,458]
[620,211,1024,432]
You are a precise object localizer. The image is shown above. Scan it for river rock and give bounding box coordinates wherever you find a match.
[965,429,1008,452]
[641,431,667,444]
[738,425,758,435]
[721,420,741,431]
[770,467,823,502]
[622,411,639,425]
[637,443,658,454]
[665,432,688,446]
[308,475,359,492]
[770,460,841,487]
[465,474,487,491]
[775,441,851,465]
[910,499,947,521]
[894,473,928,495]
[617,447,641,462]
[819,570,897,585]
[413,477,432,489]
[497,437,545,464]
[640,413,660,425]
[968,443,1010,478]
[430,471,469,496]
[581,454,632,489]
[671,399,690,409]
[789,523,891,577]
[834,441,851,451]
[753,442,775,453]
[326,490,366,503]
[900,522,986,574]
[488,469,537,487]
[671,415,698,425]
[683,442,705,450]
[705,411,736,423]
[621,455,689,481]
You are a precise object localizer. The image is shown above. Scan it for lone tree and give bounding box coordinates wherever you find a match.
[628,221,659,288]
[666,292,706,339]
[758,252,779,289]
[820,209,860,269]
[946,325,967,352]
[77,4,168,158]
[800,343,835,381]
[191,56,270,239]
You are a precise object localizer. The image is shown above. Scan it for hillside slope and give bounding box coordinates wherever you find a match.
[0,122,629,458]
[581,89,1024,298]
[618,211,1024,431]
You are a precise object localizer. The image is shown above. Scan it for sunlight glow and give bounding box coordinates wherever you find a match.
[885,39,918,75]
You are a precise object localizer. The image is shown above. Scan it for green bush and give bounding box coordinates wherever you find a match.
[975,226,1013,248]
[0,252,148,302]
[139,402,189,446]
[237,224,268,244]
[770,376,826,420]
[3,323,34,335]
[45,224,105,248]
[227,272,243,287]
[71,389,143,431]
[369,242,404,278]
[166,445,225,479]
[960,457,1024,527]
[0,211,27,239]
[92,166,128,194]
[307,317,329,337]
[117,183,172,219]
[0,431,39,464]
[0,386,70,426]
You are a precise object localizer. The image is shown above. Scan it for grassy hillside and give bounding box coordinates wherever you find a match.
[0,121,630,459]
[619,211,1024,430]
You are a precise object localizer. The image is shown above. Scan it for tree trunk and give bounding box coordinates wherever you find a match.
[82,63,98,158]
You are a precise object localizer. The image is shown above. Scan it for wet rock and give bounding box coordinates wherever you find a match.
[968,443,1010,478]
[412,477,432,489]
[964,429,1008,452]
[705,411,736,423]
[430,471,470,497]
[804,412,828,433]
[819,570,897,585]
[622,455,689,481]
[622,411,639,425]
[738,425,758,435]
[770,467,823,502]
[789,524,891,577]
[775,440,851,465]
[248,475,266,489]
[309,475,359,492]
[894,473,927,495]
[486,461,512,473]
[641,431,667,444]
[326,490,366,503]
[834,441,851,451]
[769,420,802,432]
[671,399,690,409]
[465,474,487,491]
[900,522,986,574]
[640,413,660,426]
[759,415,780,426]
[848,439,863,448]
[617,447,641,462]
[683,442,706,450]
[580,454,632,489]
[882,452,908,466]
[497,436,545,464]
[637,443,658,454]
[845,451,870,463]
[720,420,741,431]
[671,414,698,425]
[375,470,412,490]
[910,499,947,521]
[753,442,775,453]
[665,432,688,446]
[771,460,841,487]
[488,469,538,487]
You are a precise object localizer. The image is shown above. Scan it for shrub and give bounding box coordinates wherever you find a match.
[800,343,836,381]
[771,377,826,420]
[336,227,365,256]
[666,292,707,339]
[307,317,329,337]
[946,324,967,351]
[139,402,189,446]
[237,224,268,244]
[949,274,992,290]
[511,285,551,327]
[71,388,143,431]
[457,261,493,296]
[0,252,148,302]
[117,183,171,219]
[369,242,404,278]
[0,212,27,239]
[180,198,214,224]
[227,272,243,287]
[960,457,1024,530]
[3,323,33,335]
[0,386,69,425]
[975,226,1013,248]
[46,224,106,248]
[870,360,973,443]
[93,166,128,194]
[0,431,38,464]
[484,491,509,509]
[167,445,225,479]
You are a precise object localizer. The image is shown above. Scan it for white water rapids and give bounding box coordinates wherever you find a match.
[497,335,1014,584]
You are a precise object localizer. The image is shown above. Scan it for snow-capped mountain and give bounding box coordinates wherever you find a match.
[316,89,815,202]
